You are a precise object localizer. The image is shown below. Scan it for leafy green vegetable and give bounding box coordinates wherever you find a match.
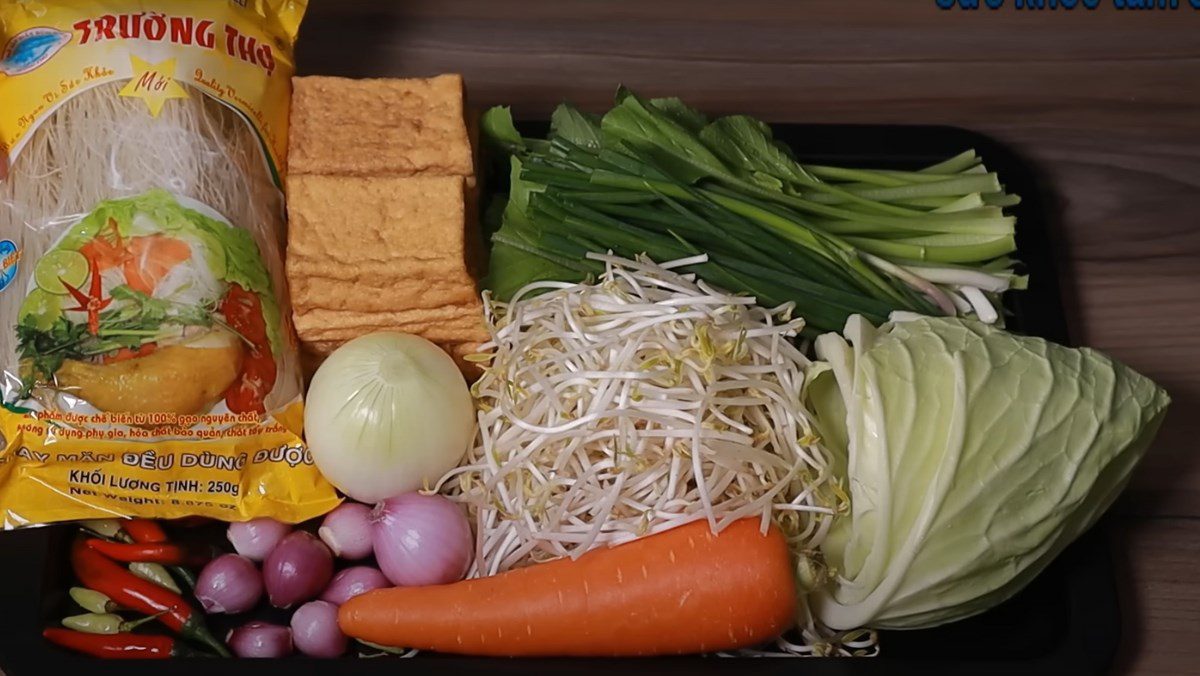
[550,104,603,151]
[480,106,526,155]
[481,89,1023,334]
[700,115,815,187]
[647,96,708,132]
[603,87,734,185]
[807,316,1170,630]
[15,315,89,397]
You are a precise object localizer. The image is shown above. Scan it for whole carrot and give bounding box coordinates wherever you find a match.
[338,518,797,656]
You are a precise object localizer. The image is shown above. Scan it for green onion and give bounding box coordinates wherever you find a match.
[479,91,1022,334]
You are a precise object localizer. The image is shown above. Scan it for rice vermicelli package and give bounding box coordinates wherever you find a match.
[0,0,339,526]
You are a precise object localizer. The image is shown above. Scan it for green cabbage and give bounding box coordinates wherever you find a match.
[807,315,1170,630]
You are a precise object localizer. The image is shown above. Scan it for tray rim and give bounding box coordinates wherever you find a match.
[0,121,1120,676]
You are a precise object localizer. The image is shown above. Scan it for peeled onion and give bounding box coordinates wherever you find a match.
[263,531,333,608]
[195,554,262,614]
[320,566,390,605]
[371,493,472,587]
[227,622,293,658]
[291,600,347,658]
[227,518,291,561]
[318,503,373,560]
[304,333,473,503]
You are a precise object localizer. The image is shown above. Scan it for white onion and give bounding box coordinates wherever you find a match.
[318,503,373,560]
[227,518,291,561]
[371,493,472,587]
[304,333,474,503]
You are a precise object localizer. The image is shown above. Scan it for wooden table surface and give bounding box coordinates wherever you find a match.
[300,2,1199,673]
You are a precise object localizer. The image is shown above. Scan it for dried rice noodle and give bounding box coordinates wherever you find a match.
[0,82,299,407]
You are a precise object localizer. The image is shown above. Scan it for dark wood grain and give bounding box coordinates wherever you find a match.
[1111,518,1200,676]
[297,2,1200,672]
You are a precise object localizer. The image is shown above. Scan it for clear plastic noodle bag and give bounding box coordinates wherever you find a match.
[0,1,339,526]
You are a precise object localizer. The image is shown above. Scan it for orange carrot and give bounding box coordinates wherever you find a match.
[122,235,191,295]
[338,518,796,656]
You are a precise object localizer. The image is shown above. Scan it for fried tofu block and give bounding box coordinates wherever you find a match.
[294,307,487,344]
[289,74,473,178]
[287,257,475,289]
[286,173,486,347]
[286,174,480,301]
[286,174,471,269]
[289,276,478,314]
[285,75,486,363]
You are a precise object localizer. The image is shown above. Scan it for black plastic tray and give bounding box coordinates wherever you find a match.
[0,124,1119,676]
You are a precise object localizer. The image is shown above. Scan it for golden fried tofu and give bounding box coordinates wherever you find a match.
[285,74,485,370]
[289,74,474,179]
[285,173,486,346]
[286,174,470,267]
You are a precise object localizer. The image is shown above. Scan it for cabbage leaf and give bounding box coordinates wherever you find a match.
[807,316,1170,630]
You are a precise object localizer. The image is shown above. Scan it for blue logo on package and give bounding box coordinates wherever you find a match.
[0,241,19,292]
[0,28,71,77]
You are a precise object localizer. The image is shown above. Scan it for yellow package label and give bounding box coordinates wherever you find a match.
[0,0,341,527]
[0,0,300,169]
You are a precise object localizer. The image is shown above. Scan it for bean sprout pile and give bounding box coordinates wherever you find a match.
[439,253,843,576]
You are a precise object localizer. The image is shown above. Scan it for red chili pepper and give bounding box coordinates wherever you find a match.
[120,520,201,590]
[122,519,167,544]
[70,537,229,657]
[85,538,212,567]
[61,255,113,336]
[43,628,205,659]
